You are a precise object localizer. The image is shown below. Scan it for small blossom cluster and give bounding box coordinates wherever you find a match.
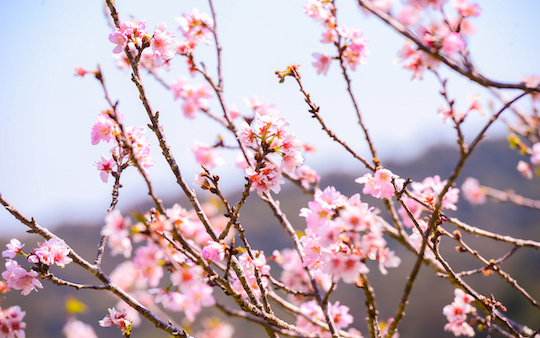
[191,141,225,168]
[393,1,481,79]
[443,289,476,337]
[62,318,98,338]
[99,307,133,336]
[299,186,401,283]
[228,251,271,300]
[0,305,26,338]
[170,77,213,118]
[109,18,176,64]
[517,142,540,180]
[460,177,486,205]
[102,203,227,324]
[306,0,369,75]
[438,94,483,124]
[273,248,332,302]
[296,299,357,337]
[91,110,155,183]
[237,97,305,196]
[355,168,403,200]
[176,8,214,54]
[2,237,72,296]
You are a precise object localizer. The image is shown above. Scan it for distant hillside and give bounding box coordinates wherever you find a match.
[2,138,539,338]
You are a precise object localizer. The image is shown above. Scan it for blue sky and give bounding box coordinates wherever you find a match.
[0,1,538,235]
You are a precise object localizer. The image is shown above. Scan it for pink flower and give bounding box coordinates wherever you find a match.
[176,9,214,45]
[94,155,116,183]
[101,210,132,258]
[191,141,225,168]
[90,110,121,145]
[338,26,369,71]
[329,301,354,330]
[304,0,335,22]
[74,67,89,77]
[99,307,132,335]
[32,237,72,268]
[517,160,533,180]
[297,165,321,189]
[320,29,336,44]
[397,6,422,27]
[108,30,128,54]
[407,0,448,10]
[355,168,400,199]
[133,243,164,287]
[0,305,26,338]
[2,239,24,259]
[444,320,475,337]
[2,260,43,295]
[442,32,466,54]
[530,143,540,166]
[63,318,98,338]
[451,0,481,17]
[202,240,227,262]
[312,52,332,75]
[151,23,176,62]
[461,177,486,205]
[246,163,284,196]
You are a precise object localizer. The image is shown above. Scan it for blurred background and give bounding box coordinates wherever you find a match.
[0,1,539,337]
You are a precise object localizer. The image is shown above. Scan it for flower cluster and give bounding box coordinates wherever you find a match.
[108,18,176,64]
[99,307,133,336]
[100,203,228,325]
[306,0,369,75]
[237,97,305,196]
[176,8,214,54]
[394,1,481,79]
[355,168,403,200]
[91,109,154,183]
[62,318,98,338]
[299,186,401,283]
[0,305,26,338]
[230,251,271,300]
[296,300,356,337]
[443,288,476,337]
[170,77,214,118]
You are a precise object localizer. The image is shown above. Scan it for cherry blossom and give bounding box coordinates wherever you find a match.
[2,239,24,259]
[93,155,116,183]
[442,32,466,54]
[304,0,335,22]
[151,23,176,62]
[30,237,72,268]
[0,305,26,338]
[530,142,540,166]
[90,110,121,145]
[101,210,132,258]
[62,318,98,338]
[99,307,132,335]
[201,240,227,262]
[451,0,482,17]
[245,163,285,196]
[517,160,533,180]
[355,168,401,199]
[191,141,225,168]
[461,177,486,205]
[407,0,448,11]
[2,260,43,295]
[176,9,214,45]
[312,52,332,75]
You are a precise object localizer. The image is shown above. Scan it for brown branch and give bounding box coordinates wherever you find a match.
[356,0,540,93]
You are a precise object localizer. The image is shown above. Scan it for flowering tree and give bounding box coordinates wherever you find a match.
[1,0,540,337]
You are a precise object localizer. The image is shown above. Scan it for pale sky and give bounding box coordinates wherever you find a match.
[1,1,538,235]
